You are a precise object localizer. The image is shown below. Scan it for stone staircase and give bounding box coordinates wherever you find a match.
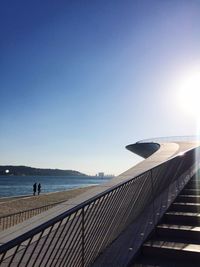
[132,176,200,267]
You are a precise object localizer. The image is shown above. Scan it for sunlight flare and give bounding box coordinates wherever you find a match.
[178,70,200,119]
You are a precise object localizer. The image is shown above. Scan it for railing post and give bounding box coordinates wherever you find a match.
[81,207,85,267]
[175,156,185,194]
[150,169,156,229]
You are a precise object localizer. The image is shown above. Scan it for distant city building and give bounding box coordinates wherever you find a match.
[98,172,104,177]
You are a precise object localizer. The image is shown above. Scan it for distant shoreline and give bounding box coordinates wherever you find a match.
[0,165,87,176]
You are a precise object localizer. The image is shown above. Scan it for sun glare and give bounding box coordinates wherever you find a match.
[178,71,200,117]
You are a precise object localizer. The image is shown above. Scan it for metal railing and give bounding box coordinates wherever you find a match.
[0,147,199,267]
[0,200,67,231]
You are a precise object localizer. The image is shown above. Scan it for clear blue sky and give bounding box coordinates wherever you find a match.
[1,0,200,175]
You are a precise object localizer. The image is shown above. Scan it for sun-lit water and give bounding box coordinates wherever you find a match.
[0,175,113,197]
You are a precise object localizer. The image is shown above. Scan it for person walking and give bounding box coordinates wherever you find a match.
[33,183,37,196]
[38,183,41,195]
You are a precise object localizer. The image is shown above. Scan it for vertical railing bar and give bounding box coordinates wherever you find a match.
[117,177,146,232]
[107,183,139,245]
[90,173,148,266]
[16,237,34,267]
[84,188,122,263]
[0,251,7,265]
[31,223,56,267]
[85,186,123,243]
[61,215,86,265]
[66,200,98,266]
[72,247,83,267]
[140,163,175,242]
[5,217,7,230]
[83,194,111,248]
[157,161,177,198]
[51,211,82,266]
[85,186,127,265]
[0,201,66,230]
[37,218,66,267]
[61,235,83,267]
[97,184,131,252]
[59,212,88,267]
[60,206,91,266]
[150,169,156,230]
[80,198,102,237]
[96,184,132,257]
[57,216,83,267]
[104,181,136,244]
[126,179,150,227]
[81,207,85,267]
[24,230,45,267]
[97,183,131,243]
[7,243,21,267]
[85,185,127,265]
[45,212,78,267]
[158,163,176,219]
[67,245,82,267]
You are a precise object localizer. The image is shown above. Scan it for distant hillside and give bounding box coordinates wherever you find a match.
[0,166,87,176]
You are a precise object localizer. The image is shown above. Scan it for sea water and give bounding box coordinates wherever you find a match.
[0,175,113,198]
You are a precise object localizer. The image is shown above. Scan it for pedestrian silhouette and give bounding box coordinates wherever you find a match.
[38,183,41,195]
[33,183,37,196]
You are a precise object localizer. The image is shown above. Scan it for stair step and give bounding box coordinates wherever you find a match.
[143,240,200,261]
[176,195,200,203]
[182,188,200,195]
[188,181,200,185]
[187,178,200,182]
[156,224,200,242]
[133,256,197,267]
[163,211,200,225]
[185,182,200,189]
[132,176,200,266]
[170,202,200,212]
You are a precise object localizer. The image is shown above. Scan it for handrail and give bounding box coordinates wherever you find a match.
[0,145,199,266]
[137,135,200,143]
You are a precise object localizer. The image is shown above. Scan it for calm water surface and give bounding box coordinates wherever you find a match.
[0,176,113,197]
